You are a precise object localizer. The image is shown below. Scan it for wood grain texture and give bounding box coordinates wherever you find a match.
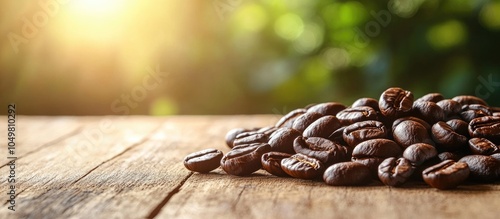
[1,116,499,219]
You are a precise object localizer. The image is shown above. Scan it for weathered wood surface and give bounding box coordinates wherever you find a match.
[0,116,499,219]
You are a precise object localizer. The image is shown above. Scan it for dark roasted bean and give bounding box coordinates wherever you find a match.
[403,143,438,166]
[378,157,414,186]
[469,116,500,144]
[352,138,402,173]
[431,121,468,151]
[343,120,387,147]
[458,155,500,182]
[257,126,278,137]
[468,138,499,155]
[336,106,377,126]
[412,101,445,124]
[437,99,462,118]
[379,87,414,119]
[393,116,431,130]
[225,128,258,148]
[268,127,301,154]
[275,108,307,128]
[446,119,469,137]
[292,112,323,133]
[415,93,444,103]
[184,149,224,173]
[303,115,341,138]
[438,152,462,162]
[233,131,268,147]
[422,160,470,190]
[393,119,434,148]
[293,136,349,165]
[460,104,492,122]
[323,162,372,186]
[352,98,380,111]
[306,102,346,116]
[452,95,488,106]
[281,154,324,179]
[220,143,271,176]
[261,152,292,177]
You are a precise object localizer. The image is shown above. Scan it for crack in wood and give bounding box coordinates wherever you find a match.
[145,172,194,219]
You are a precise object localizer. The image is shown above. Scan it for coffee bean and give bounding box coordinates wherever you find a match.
[422,160,470,190]
[412,101,445,124]
[403,143,438,166]
[293,136,349,165]
[379,87,414,119]
[184,149,224,173]
[452,95,488,106]
[336,106,377,126]
[446,119,469,137]
[225,128,258,148]
[233,131,268,147]
[303,115,341,138]
[458,155,500,182]
[393,116,431,130]
[281,154,324,179]
[460,104,492,122]
[220,143,271,176]
[431,121,468,151]
[257,126,278,137]
[275,108,307,128]
[352,139,402,173]
[268,127,302,154]
[438,152,462,162]
[352,98,380,111]
[416,93,444,103]
[392,119,434,148]
[343,120,387,147]
[292,112,323,133]
[323,162,372,186]
[306,102,346,116]
[328,126,346,144]
[261,152,292,177]
[468,138,499,155]
[469,116,500,144]
[437,99,462,118]
[378,157,414,186]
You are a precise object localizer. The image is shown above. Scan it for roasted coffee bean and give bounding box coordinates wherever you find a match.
[343,120,387,147]
[412,101,445,124]
[469,116,500,144]
[393,116,431,130]
[225,128,259,148]
[184,149,224,173]
[261,152,292,177]
[379,87,414,119]
[328,126,347,145]
[460,104,492,122]
[446,119,469,137]
[293,136,349,165]
[393,119,434,148]
[402,143,437,166]
[431,121,468,151]
[352,98,380,111]
[437,99,462,118]
[378,157,414,187]
[468,138,499,155]
[220,143,271,176]
[268,127,302,154]
[303,115,341,138]
[415,93,444,103]
[281,154,324,179]
[233,131,268,147]
[422,160,470,190]
[306,102,346,116]
[352,139,402,173]
[438,152,462,162]
[257,126,278,137]
[458,155,500,182]
[275,108,307,128]
[323,162,372,186]
[336,106,377,126]
[292,112,323,133]
[452,95,488,106]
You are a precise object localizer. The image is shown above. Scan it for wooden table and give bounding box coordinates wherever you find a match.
[1,116,499,219]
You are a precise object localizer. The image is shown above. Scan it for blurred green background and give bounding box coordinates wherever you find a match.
[1,0,499,115]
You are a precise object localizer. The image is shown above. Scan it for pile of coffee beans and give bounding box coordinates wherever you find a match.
[183,87,500,189]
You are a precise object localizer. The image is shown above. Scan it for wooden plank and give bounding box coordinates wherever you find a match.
[0,116,164,218]
[0,115,279,219]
